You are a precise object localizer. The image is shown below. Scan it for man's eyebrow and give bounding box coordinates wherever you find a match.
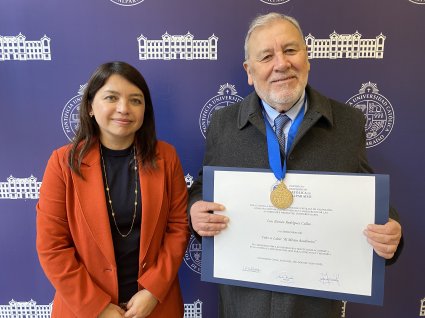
[282,41,302,48]
[254,48,273,58]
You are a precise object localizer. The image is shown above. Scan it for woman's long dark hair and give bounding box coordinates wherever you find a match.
[68,61,157,177]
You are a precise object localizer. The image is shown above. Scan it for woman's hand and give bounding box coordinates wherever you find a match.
[98,303,126,318]
[124,289,159,318]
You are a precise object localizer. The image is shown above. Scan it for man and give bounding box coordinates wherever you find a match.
[188,13,402,318]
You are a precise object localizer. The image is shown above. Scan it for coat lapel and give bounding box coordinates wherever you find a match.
[238,91,267,136]
[289,85,334,156]
[237,87,335,157]
[71,142,116,267]
[139,155,165,262]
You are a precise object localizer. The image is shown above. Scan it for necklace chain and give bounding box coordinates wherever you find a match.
[100,144,138,238]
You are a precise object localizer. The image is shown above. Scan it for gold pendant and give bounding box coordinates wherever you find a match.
[270,181,293,209]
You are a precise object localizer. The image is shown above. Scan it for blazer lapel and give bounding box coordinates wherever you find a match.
[139,156,165,262]
[289,85,334,156]
[71,143,116,267]
[238,91,267,136]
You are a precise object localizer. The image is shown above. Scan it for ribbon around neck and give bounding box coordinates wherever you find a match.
[264,96,306,181]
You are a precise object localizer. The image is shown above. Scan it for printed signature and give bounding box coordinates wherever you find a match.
[277,272,294,283]
[319,273,340,285]
[242,265,260,273]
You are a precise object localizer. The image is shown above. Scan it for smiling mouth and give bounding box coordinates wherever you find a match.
[271,76,296,83]
[113,118,132,124]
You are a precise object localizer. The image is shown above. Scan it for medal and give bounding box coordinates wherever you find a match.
[263,95,306,211]
[270,181,293,209]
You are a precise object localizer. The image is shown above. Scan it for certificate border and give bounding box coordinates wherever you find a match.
[201,166,388,305]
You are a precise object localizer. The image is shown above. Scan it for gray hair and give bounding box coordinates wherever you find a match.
[244,13,305,61]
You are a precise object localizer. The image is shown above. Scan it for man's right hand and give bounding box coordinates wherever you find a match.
[190,200,228,236]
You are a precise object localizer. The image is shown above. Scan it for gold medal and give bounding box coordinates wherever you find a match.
[270,181,293,209]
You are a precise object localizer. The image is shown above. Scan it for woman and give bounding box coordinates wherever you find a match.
[36,61,189,318]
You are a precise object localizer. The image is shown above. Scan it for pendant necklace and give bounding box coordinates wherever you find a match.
[100,144,138,238]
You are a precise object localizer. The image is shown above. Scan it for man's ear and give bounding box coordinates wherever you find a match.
[243,61,254,86]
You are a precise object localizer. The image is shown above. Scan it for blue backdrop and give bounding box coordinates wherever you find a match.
[0,0,424,317]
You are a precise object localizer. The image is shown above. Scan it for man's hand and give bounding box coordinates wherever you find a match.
[190,200,228,236]
[364,218,402,259]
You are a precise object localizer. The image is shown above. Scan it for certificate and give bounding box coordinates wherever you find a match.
[201,166,389,305]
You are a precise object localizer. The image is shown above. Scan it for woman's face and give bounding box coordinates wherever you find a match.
[90,74,145,149]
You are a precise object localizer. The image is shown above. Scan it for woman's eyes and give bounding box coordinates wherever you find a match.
[105,95,118,101]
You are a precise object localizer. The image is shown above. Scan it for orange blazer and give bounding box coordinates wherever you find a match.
[36,141,189,317]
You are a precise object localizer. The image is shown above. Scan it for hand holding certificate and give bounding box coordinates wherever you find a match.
[201,166,389,305]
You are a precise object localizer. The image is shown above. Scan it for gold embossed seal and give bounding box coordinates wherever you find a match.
[270,182,293,209]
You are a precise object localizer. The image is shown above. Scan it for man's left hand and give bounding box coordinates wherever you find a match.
[364,218,402,259]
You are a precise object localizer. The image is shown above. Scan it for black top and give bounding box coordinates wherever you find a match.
[100,144,142,303]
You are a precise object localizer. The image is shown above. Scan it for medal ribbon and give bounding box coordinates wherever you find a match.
[264,96,306,181]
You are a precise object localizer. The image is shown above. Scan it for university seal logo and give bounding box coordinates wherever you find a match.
[184,235,202,274]
[185,173,194,188]
[61,84,87,141]
[199,83,243,138]
[346,82,395,148]
[260,0,291,4]
[110,0,145,6]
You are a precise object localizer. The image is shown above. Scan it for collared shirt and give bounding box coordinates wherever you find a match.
[261,90,308,152]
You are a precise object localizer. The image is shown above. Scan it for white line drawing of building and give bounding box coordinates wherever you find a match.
[0,299,201,317]
[138,32,218,60]
[0,33,51,61]
[0,299,52,318]
[0,175,41,199]
[340,301,347,317]
[420,297,425,316]
[305,31,385,59]
[184,299,203,318]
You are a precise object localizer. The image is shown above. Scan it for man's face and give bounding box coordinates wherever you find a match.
[243,19,310,112]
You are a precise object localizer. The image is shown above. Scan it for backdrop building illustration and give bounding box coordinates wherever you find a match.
[305,32,385,59]
[137,32,218,60]
[0,34,51,61]
[0,1,422,317]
